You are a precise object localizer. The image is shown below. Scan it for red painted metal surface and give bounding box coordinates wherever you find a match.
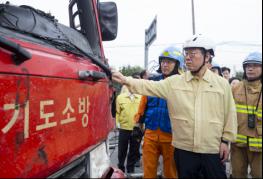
[0,9,115,178]
[0,42,114,178]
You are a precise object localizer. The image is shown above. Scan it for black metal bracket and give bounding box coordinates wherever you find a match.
[0,36,32,65]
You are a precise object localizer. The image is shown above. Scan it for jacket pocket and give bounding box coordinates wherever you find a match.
[202,89,224,123]
[202,121,223,148]
[172,117,193,145]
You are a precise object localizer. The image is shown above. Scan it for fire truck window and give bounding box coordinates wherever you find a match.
[72,3,78,13]
[70,3,81,31]
[74,18,81,31]
[74,0,102,58]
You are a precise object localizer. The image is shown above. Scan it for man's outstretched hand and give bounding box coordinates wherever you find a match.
[111,69,126,85]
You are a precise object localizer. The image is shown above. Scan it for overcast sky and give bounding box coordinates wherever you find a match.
[4,0,262,74]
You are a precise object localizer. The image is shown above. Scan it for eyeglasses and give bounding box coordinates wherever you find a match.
[244,64,261,69]
[183,51,200,58]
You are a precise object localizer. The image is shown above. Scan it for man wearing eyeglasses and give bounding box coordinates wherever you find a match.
[231,52,262,178]
[111,34,237,178]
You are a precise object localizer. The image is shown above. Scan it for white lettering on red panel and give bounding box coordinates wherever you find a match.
[1,96,91,138]
[61,98,76,125]
[36,100,56,131]
[1,101,29,138]
[78,97,90,127]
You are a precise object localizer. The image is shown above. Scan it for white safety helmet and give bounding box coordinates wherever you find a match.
[183,34,215,56]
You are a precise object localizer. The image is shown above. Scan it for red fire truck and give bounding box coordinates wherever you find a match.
[0,0,123,178]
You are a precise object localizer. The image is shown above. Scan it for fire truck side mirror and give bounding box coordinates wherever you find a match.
[98,2,118,41]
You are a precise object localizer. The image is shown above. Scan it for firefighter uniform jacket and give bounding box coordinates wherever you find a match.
[124,69,237,154]
[232,80,262,152]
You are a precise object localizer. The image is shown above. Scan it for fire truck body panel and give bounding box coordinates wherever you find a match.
[0,0,119,178]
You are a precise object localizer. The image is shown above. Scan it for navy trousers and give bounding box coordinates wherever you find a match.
[174,148,227,178]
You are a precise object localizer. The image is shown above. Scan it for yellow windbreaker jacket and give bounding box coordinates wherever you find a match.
[116,93,141,130]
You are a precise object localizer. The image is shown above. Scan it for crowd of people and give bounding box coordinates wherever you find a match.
[113,34,262,178]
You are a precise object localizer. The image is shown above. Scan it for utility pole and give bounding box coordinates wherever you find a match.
[144,43,149,69]
[191,0,196,35]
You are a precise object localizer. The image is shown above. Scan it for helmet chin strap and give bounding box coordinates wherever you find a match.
[247,75,262,82]
[164,69,175,78]
[191,56,206,74]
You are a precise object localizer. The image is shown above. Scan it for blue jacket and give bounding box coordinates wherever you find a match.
[141,75,172,133]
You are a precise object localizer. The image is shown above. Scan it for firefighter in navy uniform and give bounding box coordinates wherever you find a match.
[231,52,262,178]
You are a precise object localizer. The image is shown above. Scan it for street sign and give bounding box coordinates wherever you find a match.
[144,16,157,69]
[145,17,157,47]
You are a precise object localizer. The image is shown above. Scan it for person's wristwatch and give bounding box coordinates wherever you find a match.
[221,138,229,145]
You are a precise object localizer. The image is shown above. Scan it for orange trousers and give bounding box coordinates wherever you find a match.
[142,131,177,178]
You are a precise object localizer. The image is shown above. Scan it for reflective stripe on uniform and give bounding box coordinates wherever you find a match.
[236,134,247,144]
[236,104,262,118]
[249,137,262,148]
[236,134,262,148]
[236,104,260,110]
